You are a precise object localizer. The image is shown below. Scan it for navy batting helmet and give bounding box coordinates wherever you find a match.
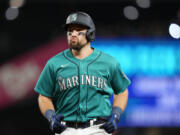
[64,12,96,41]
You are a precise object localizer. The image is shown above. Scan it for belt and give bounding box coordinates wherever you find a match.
[64,117,107,129]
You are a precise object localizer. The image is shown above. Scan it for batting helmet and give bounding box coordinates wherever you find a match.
[64,12,96,41]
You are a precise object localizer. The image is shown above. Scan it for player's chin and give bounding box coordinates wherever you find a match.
[70,44,83,50]
[70,43,77,48]
[69,41,78,46]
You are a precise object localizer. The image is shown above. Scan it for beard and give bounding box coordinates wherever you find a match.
[69,40,88,51]
[69,42,83,51]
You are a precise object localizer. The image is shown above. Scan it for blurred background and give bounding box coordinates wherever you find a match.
[0,0,180,135]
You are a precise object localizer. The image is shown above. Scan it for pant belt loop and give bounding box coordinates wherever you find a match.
[90,120,94,126]
[75,122,78,129]
[91,118,97,126]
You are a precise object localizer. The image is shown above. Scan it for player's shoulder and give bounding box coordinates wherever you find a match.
[96,49,119,64]
[46,49,68,65]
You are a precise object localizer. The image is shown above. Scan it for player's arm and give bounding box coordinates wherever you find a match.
[100,88,129,133]
[100,61,130,133]
[113,88,128,112]
[38,94,66,133]
[38,94,55,117]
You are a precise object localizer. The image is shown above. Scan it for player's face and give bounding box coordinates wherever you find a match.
[67,24,88,50]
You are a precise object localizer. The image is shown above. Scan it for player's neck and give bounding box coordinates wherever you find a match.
[71,44,93,59]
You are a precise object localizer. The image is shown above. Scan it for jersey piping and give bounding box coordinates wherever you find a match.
[85,51,102,118]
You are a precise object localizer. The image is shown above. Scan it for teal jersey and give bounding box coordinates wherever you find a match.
[34,48,131,122]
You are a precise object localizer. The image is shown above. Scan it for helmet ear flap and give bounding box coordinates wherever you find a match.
[86,29,95,41]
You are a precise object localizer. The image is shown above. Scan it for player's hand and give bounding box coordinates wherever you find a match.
[100,107,122,134]
[49,113,67,133]
[45,109,67,133]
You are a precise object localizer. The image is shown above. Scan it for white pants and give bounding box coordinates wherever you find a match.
[56,124,111,135]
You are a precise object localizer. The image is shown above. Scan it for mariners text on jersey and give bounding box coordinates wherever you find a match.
[58,75,107,91]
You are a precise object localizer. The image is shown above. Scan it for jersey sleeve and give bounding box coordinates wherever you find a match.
[34,61,55,97]
[111,62,131,94]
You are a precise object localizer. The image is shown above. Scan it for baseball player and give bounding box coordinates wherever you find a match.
[34,11,131,135]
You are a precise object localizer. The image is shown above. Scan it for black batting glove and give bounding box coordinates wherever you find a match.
[100,107,122,134]
[45,109,67,134]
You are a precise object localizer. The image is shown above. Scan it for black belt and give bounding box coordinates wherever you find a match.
[64,117,107,129]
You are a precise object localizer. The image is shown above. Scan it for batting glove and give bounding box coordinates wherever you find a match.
[45,109,67,134]
[100,107,122,134]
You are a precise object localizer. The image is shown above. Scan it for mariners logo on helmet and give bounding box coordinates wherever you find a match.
[66,13,77,23]
[71,14,77,21]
